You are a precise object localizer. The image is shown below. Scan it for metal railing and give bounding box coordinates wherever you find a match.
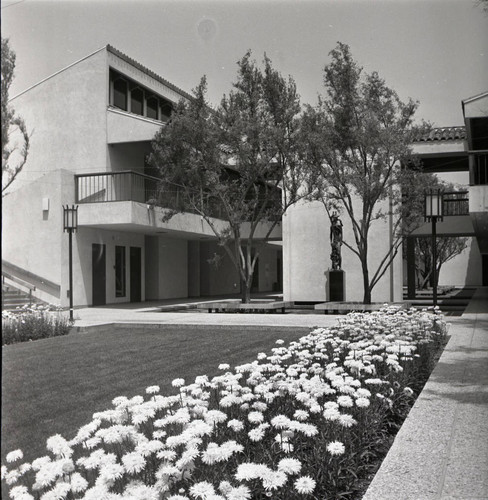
[442,191,469,216]
[74,170,282,221]
[75,171,160,204]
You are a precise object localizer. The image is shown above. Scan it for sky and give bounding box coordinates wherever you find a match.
[1,0,487,127]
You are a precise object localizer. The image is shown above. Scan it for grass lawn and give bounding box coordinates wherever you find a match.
[1,324,312,466]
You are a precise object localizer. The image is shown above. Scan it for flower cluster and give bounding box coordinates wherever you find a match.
[2,303,70,345]
[2,306,447,499]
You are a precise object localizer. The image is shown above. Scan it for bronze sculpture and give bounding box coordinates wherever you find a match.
[330,213,343,270]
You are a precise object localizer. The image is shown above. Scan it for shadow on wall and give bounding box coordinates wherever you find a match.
[465,238,483,286]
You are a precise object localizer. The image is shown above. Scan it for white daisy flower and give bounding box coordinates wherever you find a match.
[6,450,23,463]
[327,440,346,455]
[277,458,302,475]
[294,475,316,494]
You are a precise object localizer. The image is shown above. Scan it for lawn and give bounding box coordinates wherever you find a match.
[1,324,311,465]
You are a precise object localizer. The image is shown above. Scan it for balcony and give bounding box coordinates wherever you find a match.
[75,171,159,204]
[443,191,469,216]
[411,191,473,237]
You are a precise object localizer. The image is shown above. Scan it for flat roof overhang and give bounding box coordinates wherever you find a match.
[77,201,282,241]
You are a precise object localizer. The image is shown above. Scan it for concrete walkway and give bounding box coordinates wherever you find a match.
[70,298,341,331]
[70,290,488,499]
[364,287,488,500]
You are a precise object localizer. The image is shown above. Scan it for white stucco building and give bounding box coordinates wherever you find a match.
[2,45,282,307]
[2,45,487,308]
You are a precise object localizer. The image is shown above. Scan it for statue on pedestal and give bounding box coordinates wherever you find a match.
[330,213,343,270]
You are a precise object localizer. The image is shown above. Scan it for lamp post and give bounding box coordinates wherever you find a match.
[424,190,443,307]
[63,205,78,321]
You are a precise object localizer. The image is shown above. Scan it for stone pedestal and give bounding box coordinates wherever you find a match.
[327,270,345,301]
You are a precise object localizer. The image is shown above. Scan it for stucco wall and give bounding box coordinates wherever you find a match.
[2,170,64,303]
[108,142,152,173]
[200,241,240,296]
[151,236,188,300]
[283,198,403,303]
[7,49,109,194]
[438,237,483,286]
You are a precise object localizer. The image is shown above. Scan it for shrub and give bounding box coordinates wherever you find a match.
[1,306,447,499]
[2,304,71,346]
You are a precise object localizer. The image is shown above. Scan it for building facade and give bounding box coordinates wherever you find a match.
[405,92,488,293]
[2,45,282,307]
[3,45,487,308]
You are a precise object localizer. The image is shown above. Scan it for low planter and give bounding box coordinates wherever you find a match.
[315,301,412,314]
[197,300,294,314]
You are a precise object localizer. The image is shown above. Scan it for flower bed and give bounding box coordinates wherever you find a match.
[1,306,447,499]
[2,304,71,346]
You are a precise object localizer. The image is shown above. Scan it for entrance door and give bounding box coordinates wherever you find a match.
[130,247,142,302]
[92,244,106,306]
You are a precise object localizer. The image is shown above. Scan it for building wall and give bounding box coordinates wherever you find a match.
[144,235,188,300]
[7,48,109,193]
[438,237,483,286]
[108,142,152,173]
[283,198,403,303]
[75,228,146,307]
[200,241,240,296]
[2,170,64,304]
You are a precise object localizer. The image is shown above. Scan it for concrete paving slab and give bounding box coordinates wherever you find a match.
[364,288,488,500]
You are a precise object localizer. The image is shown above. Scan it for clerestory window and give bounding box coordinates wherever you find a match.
[113,78,128,111]
[130,86,144,116]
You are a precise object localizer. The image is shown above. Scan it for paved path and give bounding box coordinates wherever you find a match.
[70,301,341,330]
[363,287,488,500]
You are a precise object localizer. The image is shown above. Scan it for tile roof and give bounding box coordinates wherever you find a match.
[414,126,466,142]
[107,45,193,102]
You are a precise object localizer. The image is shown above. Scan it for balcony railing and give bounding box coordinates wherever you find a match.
[75,170,283,222]
[443,191,469,216]
[74,170,226,218]
[75,171,160,204]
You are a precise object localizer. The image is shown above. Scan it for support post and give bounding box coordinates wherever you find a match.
[432,217,437,307]
[69,229,74,321]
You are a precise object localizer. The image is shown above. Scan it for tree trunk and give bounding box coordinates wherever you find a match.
[241,279,251,303]
[361,258,372,304]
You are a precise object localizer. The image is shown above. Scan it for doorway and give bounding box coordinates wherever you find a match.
[130,247,142,302]
[483,254,488,286]
[92,243,106,306]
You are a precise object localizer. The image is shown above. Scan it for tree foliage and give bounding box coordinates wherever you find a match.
[149,52,309,302]
[1,37,30,196]
[301,42,430,303]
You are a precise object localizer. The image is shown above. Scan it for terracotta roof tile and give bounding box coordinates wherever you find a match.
[414,126,466,142]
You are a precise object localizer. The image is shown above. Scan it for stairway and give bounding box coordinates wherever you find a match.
[1,284,42,312]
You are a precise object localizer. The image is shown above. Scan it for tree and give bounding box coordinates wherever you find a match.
[301,42,430,304]
[149,52,309,303]
[414,236,469,290]
[2,37,30,196]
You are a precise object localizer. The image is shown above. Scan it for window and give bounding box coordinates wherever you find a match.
[115,246,126,297]
[130,86,144,116]
[146,95,159,120]
[160,102,172,122]
[113,78,128,111]
[110,69,174,122]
